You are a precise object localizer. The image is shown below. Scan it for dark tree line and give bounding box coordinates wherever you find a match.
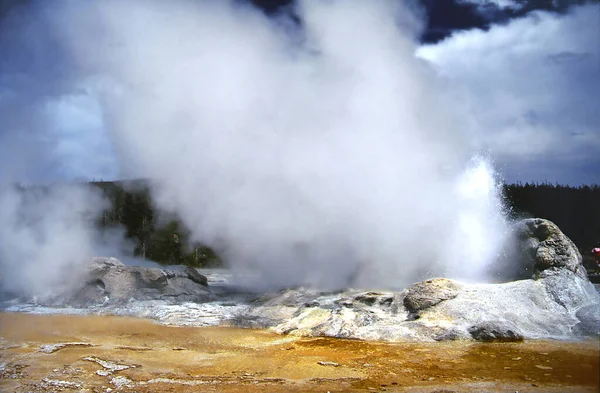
[7,180,598,268]
[88,180,600,268]
[93,181,221,267]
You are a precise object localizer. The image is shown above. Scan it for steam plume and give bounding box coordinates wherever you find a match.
[0,184,130,299]
[1,0,512,291]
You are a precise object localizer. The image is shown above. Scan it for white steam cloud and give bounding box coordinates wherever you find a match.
[0,184,129,299]
[1,0,513,292]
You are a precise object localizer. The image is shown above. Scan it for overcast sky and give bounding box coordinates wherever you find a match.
[0,0,598,185]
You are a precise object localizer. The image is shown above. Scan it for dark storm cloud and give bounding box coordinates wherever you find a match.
[0,0,117,183]
[418,3,600,185]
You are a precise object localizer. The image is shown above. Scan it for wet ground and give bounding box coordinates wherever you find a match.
[0,312,598,393]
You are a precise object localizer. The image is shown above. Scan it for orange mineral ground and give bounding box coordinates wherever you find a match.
[0,312,598,393]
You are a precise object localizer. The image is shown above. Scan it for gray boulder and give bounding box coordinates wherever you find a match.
[185,267,209,287]
[574,303,600,336]
[56,257,212,306]
[468,321,524,342]
[514,218,587,279]
[403,278,462,314]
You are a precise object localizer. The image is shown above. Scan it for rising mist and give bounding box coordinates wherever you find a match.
[0,184,131,299]
[0,0,512,291]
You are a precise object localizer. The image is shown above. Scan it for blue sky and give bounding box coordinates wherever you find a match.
[0,0,598,185]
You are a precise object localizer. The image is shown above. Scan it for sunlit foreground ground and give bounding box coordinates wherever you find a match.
[0,313,598,393]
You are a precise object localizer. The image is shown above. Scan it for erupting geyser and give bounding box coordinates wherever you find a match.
[0,0,514,294]
[445,156,510,283]
[76,0,513,289]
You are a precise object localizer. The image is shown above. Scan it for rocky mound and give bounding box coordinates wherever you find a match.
[240,219,600,341]
[4,218,598,342]
[242,272,598,341]
[498,217,589,281]
[46,257,213,306]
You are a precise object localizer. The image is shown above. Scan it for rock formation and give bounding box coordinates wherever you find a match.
[3,218,598,342]
[242,218,600,341]
[493,217,588,281]
[49,257,212,306]
[403,278,462,314]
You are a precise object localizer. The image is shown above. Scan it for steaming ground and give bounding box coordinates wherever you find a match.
[6,264,599,333]
[2,268,257,327]
[0,184,131,299]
